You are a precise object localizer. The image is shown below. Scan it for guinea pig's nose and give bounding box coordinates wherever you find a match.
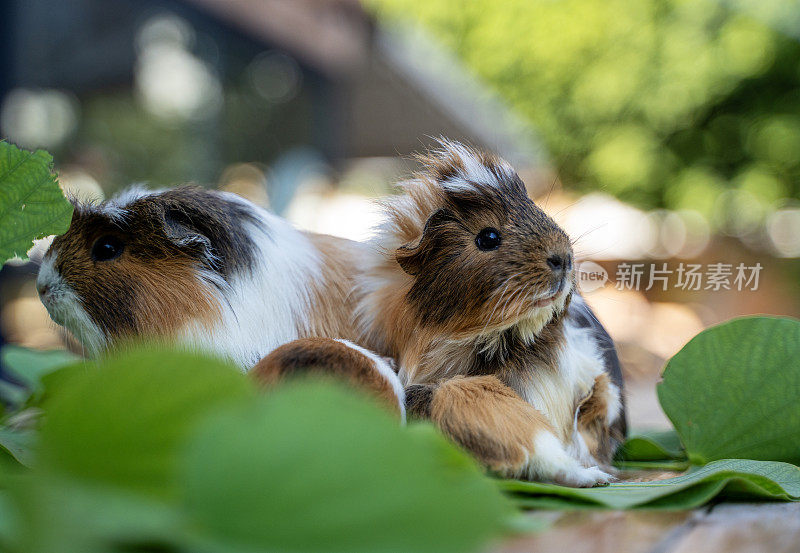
[37,283,50,298]
[546,254,570,272]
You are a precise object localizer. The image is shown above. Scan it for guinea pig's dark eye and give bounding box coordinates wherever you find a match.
[91,235,124,262]
[475,227,501,251]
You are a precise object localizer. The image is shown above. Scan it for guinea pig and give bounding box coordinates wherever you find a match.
[36,185,367,367]
[357,140,626,486]
[250,337,406,421]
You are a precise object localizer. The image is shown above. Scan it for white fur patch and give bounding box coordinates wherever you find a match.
[529,432,611,487]
[111,184,162,207]
[436,140,516,193]
[177,204,321,368]
[570,293,624,429]
[334,339,406,423]
[605,382,622,427]
[518,307,606,443]
[37,255,106,356]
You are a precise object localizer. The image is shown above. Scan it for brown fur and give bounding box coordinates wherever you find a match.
[48,189,239,342]
[359,142,574,380]
[359,141,573,390]
[358,141,623,478]
[251,338,402,417]
[578,373,624,461]
[301,233,367,342]
[425,375,556,473]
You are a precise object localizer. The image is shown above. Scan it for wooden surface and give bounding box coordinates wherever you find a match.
[496,503,800,553]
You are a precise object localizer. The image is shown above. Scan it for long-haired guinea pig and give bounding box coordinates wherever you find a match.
[250,337,405,421]
[36,186,366,367]
[357,140,626,486]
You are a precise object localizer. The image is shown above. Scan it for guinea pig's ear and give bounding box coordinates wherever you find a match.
[163,208,213,257]
[395,208,452,276]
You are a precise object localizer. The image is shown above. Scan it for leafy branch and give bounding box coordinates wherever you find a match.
[0,141,73,265]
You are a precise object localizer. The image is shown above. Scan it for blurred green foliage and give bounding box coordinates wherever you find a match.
[2,324,800,544]
[0,346,512,553]
[372,0,800,221]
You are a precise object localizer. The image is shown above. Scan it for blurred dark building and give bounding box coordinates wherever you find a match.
[0,0,542,192]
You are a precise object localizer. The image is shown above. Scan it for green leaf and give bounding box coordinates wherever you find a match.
[6,474,186,553]
[500,459,800,510]
[180,381,512,553]
[0,346,79,408]
[657,316,800,465]
[0,428,35,467]
[38,347,255,499]
[0,141,73,264]
[615,429,686,462]
[0,490,20,552]
[0,381,27,411]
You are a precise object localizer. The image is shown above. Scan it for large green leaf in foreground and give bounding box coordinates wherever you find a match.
[10,348,510,553]
[657,316,800,465]
[38,348,256,499]
[501,459,800,510]
[180,383,511,553]
[0,141,73,263]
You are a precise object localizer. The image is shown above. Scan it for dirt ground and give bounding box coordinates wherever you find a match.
[495,502,800,553]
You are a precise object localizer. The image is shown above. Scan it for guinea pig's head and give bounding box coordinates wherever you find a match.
[36,186,258,355]
[388,141,574,339]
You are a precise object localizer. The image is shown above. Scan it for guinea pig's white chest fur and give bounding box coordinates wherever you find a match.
[177,208,323,368]
[518,320,605,453]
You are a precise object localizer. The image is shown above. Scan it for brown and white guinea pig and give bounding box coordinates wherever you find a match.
[357,140,626,486]
[251,337,405,421]
[36,185,367,367]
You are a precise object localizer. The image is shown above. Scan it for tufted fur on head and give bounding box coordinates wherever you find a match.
[37,186,367,366]
[357,140,625,472]
[358,140,574,381]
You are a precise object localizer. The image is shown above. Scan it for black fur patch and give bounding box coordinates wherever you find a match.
[132,187,261,278]
[404,384,435,420]
[48,186,260,339]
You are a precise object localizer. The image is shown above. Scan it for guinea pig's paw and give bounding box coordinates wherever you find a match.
[524,432,613,487]
[558,465,614,488]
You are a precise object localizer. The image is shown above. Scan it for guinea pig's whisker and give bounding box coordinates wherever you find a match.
[481,272,523,334]
[542,174,559,210]
[551,199,582,218]
[515,283,535,313]
[573,242,620,258]
[499,282,528,323]
[512,284,535,318]
[500,286,523,319]
[570,222,608,246]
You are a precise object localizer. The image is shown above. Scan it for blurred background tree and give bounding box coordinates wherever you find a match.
[371,0,800,231]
